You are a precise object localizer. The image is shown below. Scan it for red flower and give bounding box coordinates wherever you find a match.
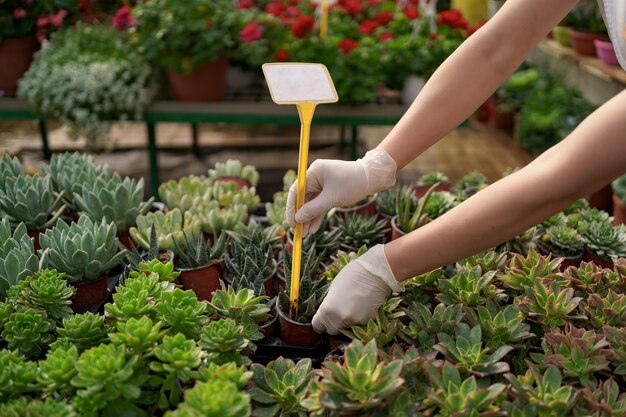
[403,5,420,20]
[339,38,358,54]
[238,0,255,9]
[358,19,378,34]
[112,6,134,31]
[266,1,286,16]
[49,9,67,28]
[379,31,394,42]
[428,32,438,41]
[368,0,383,6]
[276,49,289,61]
[467,19,488,37]
[240,21,263,43]
[375,11,393,26]
[292,15,314,38]
[13,8,27,19]
[37,15,49,27]
[437,9,468,30]
[338,0,363,18]
[286,6,300,16]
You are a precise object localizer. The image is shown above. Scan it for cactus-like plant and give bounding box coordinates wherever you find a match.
[198,318,252,366]
[228,220,282,252]
[395,183,439,233]
[189,201,247,236]
[530,324,610,388]
[519,280,586,329]
[37,342,79,397]
[423,191,456,220]
[434,323,513,377]
[303,340,404,416]
[376,185,415,217]
[225,235,274,288]
[0,349,40,402]
[584,290,626,329]
[0,174,66,231]
[0,153,25,188]
[417,171,449,186]
[1,306,55,358]
[300,214,342,258]
[158,175,212,211]
[324,245,367,281]
[335,213,388,249]
[400,302,464,351]
[500,248,563,292]
[156,289,209,340]
[579,221,626,258]
[165,379,251,417]
[130,208,202,252]
[539,225,584,257]
[437,266,506,307]
[465,302,534,350]
[341,307,401,348]
[40,215,126,284]
[173,231,226,269]
[74,173,153,233]
[208,159,259,187]
[56,312,110,352]
[212,181,260,212]
[249,357,313,417]
[424,361,506,416]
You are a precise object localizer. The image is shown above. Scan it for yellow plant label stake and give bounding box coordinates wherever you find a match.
[262,63,338,319]
[320,0,329,39]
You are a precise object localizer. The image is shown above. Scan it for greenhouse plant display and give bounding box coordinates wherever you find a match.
[158,175,212,212]
[536,224,585,270]
[391,183,438,239]
[189,201,248,237]
[225,234,277,298]
[129,208,202,254]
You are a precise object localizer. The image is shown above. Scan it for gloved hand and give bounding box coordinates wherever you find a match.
[312,244,403,335]
[286,148,396,236]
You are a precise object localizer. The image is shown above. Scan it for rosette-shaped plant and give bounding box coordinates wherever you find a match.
[519,280,586,329]
[579,221,626,258]
[500,248,562,292]
[74,173,153,233]
[199,363,252,392]
[249,358,313,417]
[302,340,404,416]
[423,191,456,220]
[1,306,55,358]
[40,215,126,284]
[173,231,226,269]
[189,201,247,236]
[437,266,506,307]
[342,308,401,348]
[165,379,251,417]
[56,312,110,353]
[130,259,180,283]
[335,213,388,249]
[604,326,626,378]
[324,245,367,281]
[105,272,164,324]
[110,316,165,356]
[198,318,252,366]
[0,154,24,189]
[266,191,288,231]
[208,159,259,187]
[156,289,209,340]
[224,235,274,287]
[130,208,202,252]
[212,182,260,212]
[454,171,488,194]
[158,175,212,212]
[424,362,506,416]
[208,286,271,325]
[376,185,414,217]
[417,171,449,186]
[558,261,614,297]
[228,220,283,253]
[584,290,626,329]
[0,349,39,403]
[0,174,65,231]
[37,343,79,397]
[400,302,464,351]
[530,324,610,388]
[576,378,626,417]
[540,225,584,257]
[457,250,508,274]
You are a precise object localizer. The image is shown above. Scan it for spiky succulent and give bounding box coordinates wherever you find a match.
[198,318,252,366]
[376,185,414,217]
[73,173,153,233]
[465,302,534,350]
[324,245,367,281]
[335,213,388,249]
[40,215,126,283]
[1,306,55,358]
[229,220,282,252]
[225,235,274,290]
[540,225,584,257]
[208,286,271,325]
[457,250,508,274]
[173,231,226,269]
[500,249,563,292]
[302,340,404,416]
[341,307,401,348]
[57,312,110,352]
[395,183,439,233]
[189,201,247,235]
[519,280,586,329]
[208,159,259,187]
[299,214,342,258]
[0,174,65,231]
[584,290,626,329]
[400,302,464,351]
[437,266,506,307]
[130,208,202,252]
[37,342,79,396]
[165,379,251,417]
[249,358,313,417]
[417,171,449,186]
[558,261,614,297]
[423,191,456,220]
[212,182,260,212]
[158,175,212,212]
[579,221,626,258]
[530,324,610,388]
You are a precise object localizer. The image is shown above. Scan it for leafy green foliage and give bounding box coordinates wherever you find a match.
[130,259,180,283]
[158,175,212,212]
[0,220,45,300]
[165,379,251,417]
[198,362,252,390]
[437,266,506,307]
[109,316,165,356]
[500,249,563,292]
[130,208,202,253]
[56,312,110,352]
[324,245,367,281]
[584,290,626,329]
[519,280,586,329]
[465,302,534,350]
[341,307,401,348]
[0,349,40,402]
[173,231,226,269]
[400,302,464,351]
[37,343,79,397]
[417,171,449,186]
[1,306,55,358]
[209,286,271,326]
[335,213,388,249]
[198,318,252,366]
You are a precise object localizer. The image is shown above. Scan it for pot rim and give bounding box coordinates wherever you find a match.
[73,273,108,287]
[276,301,314,327]
[176,259,222,272]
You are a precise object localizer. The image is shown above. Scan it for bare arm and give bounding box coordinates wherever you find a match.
[386,89,626,280]
[379,0,578,168]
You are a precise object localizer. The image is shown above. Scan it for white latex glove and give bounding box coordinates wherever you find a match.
[312,244,403,335]
[286,148,396,236]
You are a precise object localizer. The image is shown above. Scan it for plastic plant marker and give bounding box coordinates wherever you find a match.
[320,0,329,39]
[262,63,338,319]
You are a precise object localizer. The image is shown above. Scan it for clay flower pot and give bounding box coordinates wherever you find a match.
[568,29,609,56]
[71,275,109,310]
[535,241,582,271]
[276,302,320,346]
[594,40,620,66]
[390,216,406,241]
[0,36,39,97]
[214,176,252,190]
[166,55,228,102]
[552,26,571,47]
[259,311,278,338]
[178,261,222,301]
[336,195,378,218]
[413,182,452,199]
[117,231,134,251]
[613,194,626,226]
[583,247,614,269]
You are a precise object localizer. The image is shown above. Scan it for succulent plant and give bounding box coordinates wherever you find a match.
[541,212,570,229]
[165,379,251,417]
[613,174,626,204]
[423,191,456,220]
[584,290,626,329]
[342,307,402,348]
[335,213,388,249]
[37,342,79,397]
[324,245,367,281]
[130,208,202,252]
[198,318,252,366]
[495,227,536,255]
[417,171,449,186]
[519,280,586,329]
[1,306,55,358]
[0,174,66,231]
[437,266,506,307]
[465,302,534,350]
[424,361,506,416]
[43,152,108,209]
[156,289,209,340]
[0,349,40,402]
[299,214,342,258]
[303,340,404,416]
[457,250,508,274]
[603,325,626,378]
[0,398,78,417]
[569,206,610,227]
[225,235,274,290]
[158,175,212,212]
[189,201,247,236]
[266,191,288,231]
[579,221,626,258]
[74,173,153,233]
[434,323,513,377]
[6,269,74,323]
[208,159,259,187]
[0,153,25,188]
[199,362,252,390]
[500,249,563,292]
[454,171,488,192]
[400,302,464,351]
[150,333,203,410]
[249,357,313,417]
[56,311,110,353]
[278,248,328,323]
[576,378,626,417]
[105,272,164,324]
[505,364,578,417]
[539,225,584,257]
[0,229,46,300]
[130,258,180,283]
[109,316,165,356]
[531,324,610,388]
[71,343,149,415]
[395,183,441,234]
[376,185,414,217]
[558,261,614,297]
[40,215,126,284]
[209,286,271,327]
[228,219,282,252]
[212,181,260,212]
[173,231,226,270]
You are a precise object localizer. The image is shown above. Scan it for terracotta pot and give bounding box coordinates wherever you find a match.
[117,231,134,251]
[277,302,320,346]
[264,260,279,298]
[568,29,609,56]
[336,195,378,218]
[260,312,278,337]
[27,230,41,251]
[214,176,252,190]
[583,247,614,269]
[0,36,39,97]
[71,275,108,309]
[413,182,452,199]
[594,40,620,66]
[552,26,571,47]
[613,194,626,226]
[587,184,613,213]
[390,216,406,241]
[178,261,222,301]
[166,55,228,102]
[535,241,582,271]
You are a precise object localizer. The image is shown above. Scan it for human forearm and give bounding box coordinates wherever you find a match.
[379,0,577,169]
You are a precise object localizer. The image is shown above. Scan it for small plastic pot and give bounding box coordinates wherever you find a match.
[336,195,378,218]
[535,241,582,271]
[613,194,626,226]
[178,261,222,302]
[390,216,406,241]
[276,302,320,346]
[117,231,134,251]
[260,311,278,338]
[583,247,614,269]
[71,275,108,310]
[594,40,619,66]
[569,29,609,56]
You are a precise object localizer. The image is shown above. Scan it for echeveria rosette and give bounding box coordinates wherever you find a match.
[39,215,126,284]
[0,154,25,189]
[129,208,202,253]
